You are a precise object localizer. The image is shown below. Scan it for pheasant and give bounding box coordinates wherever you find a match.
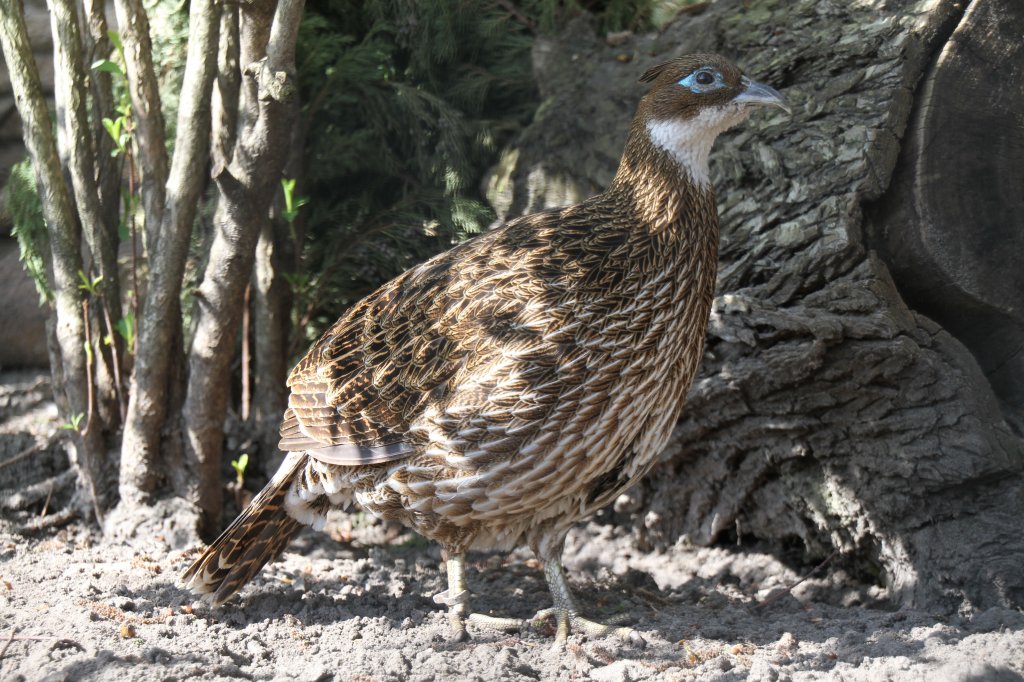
[183,53,788,643]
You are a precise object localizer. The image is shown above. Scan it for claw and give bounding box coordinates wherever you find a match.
[468,607,643,645]
[439,550,646,646]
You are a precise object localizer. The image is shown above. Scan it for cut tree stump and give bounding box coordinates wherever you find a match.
[486,0,1024,613]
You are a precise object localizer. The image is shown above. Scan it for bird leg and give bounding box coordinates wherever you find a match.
[434,553,471,641]
[466,556,644,646]
[532,556,644,645]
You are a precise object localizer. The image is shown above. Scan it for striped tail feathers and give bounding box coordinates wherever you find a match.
[182,453,306,606]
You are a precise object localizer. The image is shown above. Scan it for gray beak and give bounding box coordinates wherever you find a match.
[734,77,791,114]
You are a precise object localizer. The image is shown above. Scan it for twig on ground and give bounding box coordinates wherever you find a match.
[0,432,64,472]
[755,549,840,610]
[0,627,18,664]
[3,470,77,511]
[39,478,54,517]
[18,507,77,534]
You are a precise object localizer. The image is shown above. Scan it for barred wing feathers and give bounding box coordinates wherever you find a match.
[278,208,586,468]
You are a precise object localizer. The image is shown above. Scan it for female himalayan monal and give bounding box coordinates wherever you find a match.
[183,54,789,645]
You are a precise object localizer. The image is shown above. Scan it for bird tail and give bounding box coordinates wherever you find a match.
[182,453,306,606]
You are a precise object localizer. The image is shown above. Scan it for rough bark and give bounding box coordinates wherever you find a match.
[117,0,220,507]
[252,97,304,477]
[183,0,304,534]
[49,0,123,434]
[0,0,106,517]
[111,0,167,251]
[81,0,121,241]
[486,0,1024,613]
[211,2,240,172]
[251,212,293,471]
[868,0,1024,418]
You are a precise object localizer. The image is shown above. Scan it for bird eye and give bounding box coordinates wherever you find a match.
[678,68,722,93]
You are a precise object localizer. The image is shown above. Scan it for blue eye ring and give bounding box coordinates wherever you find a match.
[678,68,722,93]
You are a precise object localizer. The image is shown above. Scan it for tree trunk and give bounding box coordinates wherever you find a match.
[111,0,167,251]
[868,0,1024,417]
[251,107,304,478]
[251,212,293,473]
[486,0,1024,613]
[0,0,105,518]
[117,0,220,509]
[211,2,240,172]
[182,0,304,535]
[50,0,124,437]
[81,0,121,239]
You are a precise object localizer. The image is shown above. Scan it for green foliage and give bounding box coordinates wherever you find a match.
[280,178,310,226]
[231,453,249,486]
[293,0,538,343]
[589,0,654,32]
[100,105,132,158]
[519,0,656,34]
[289,0,670,348]
[92,30,134,159]
[5,159,52,305]
[91,58,124,77]
[115,312,136,353]
[60,412,85,432]
[78,271,103,296]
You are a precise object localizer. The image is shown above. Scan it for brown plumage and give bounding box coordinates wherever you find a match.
[183,54,788,642]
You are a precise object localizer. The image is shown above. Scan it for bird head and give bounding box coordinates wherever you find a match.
[633,54,789,187]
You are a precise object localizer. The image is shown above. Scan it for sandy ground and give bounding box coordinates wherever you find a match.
[2,372,1023,682]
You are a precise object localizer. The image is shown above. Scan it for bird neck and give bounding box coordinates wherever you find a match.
[606,116,717,233]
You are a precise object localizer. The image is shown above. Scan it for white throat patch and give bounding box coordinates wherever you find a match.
[646,107,746,188]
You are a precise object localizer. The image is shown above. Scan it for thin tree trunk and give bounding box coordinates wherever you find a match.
[111,0,167,252]
[117,0,220,507]
[81,0,122,259]
[0,0,105,519]
[183,0,305,534]
[240,283,252,422]
[252,96,304,476]
[50,0,123,439]
[252,210,292,471]
[211,2,240,171]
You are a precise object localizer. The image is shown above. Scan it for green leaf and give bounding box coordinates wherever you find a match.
[281,179,310,223]
[115,312,136,353]
[107,30,122,51]
[61,413,85,432]
[231,453,250,476]
[77,270,102,293]
[91,59,124,77]
[102,117,122,145]
[6,159,53,304]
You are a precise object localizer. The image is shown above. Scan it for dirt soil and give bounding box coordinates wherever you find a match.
[2,371,1023,682]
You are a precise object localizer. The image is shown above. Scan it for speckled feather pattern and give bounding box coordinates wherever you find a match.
[284,179,719,555]
[185,54,763,601]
